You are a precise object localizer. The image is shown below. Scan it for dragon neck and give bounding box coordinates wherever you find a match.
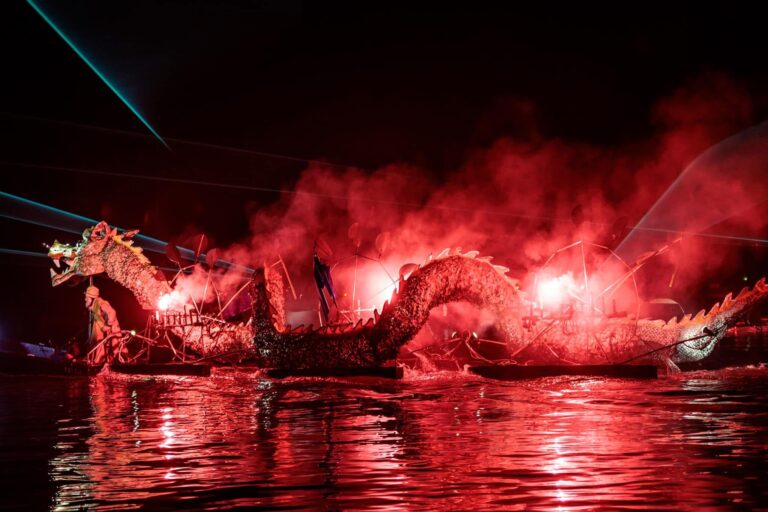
[100,236,171,310]
[251,265,286,332]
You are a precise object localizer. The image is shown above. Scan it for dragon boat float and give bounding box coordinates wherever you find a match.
[4,221,767,379]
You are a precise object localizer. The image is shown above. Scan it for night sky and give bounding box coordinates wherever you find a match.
[1,2,766,343]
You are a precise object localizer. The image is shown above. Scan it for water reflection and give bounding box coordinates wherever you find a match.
[1,367,766,510]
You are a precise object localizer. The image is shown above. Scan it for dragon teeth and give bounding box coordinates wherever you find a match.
[50,269,56,279]
[53,259,61,268]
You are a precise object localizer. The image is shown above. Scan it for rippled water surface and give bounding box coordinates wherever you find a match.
[2,367,767,510]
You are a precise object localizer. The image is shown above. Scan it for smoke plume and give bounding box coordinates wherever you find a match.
[174,72,765,332]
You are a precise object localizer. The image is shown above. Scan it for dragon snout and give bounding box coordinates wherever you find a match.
[49,252,79,286]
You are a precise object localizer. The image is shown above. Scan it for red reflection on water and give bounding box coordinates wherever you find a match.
[41,370,768,510]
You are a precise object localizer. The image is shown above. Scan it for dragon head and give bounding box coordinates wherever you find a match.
[48,221,119,286]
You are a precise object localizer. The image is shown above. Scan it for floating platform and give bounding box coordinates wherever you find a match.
[110,363,212,377]
[266,366,404,379]
[470,364,658,380]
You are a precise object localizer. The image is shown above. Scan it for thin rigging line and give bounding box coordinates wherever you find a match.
[2,159,766,246]
[0,159,567,223]
[0,111,385,173]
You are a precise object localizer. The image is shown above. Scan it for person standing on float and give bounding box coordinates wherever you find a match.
[84,285,121,363]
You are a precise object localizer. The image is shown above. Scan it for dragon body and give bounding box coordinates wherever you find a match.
[253,249,768,369]
[49,222,768,370]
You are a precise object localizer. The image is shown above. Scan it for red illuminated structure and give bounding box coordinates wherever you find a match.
[47,222,768,372]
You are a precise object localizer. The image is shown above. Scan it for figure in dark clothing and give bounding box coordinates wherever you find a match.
[313,253,338,323]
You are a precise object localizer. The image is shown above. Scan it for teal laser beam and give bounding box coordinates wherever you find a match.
[0,189,171,251]
[0,191,253,273]
[0,247,179,273]
[0,189,98,236]
[0,248,47,258]
[26,0,169,149]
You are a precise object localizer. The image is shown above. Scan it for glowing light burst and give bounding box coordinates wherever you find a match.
[358,268,398,312]
[157,290,185,311]
[537,274,577,307]
[25,0,169,149]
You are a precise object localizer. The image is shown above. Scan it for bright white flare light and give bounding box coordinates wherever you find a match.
[362,271,398,310]
[537,274,577,307]
[157,291,184,311]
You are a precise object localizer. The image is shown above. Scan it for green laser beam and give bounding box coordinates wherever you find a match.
[26,0,169,149]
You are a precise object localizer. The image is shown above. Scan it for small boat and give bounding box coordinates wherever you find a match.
[0,341,96,376]
[0,341,212,377]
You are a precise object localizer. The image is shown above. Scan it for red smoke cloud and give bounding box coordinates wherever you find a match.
[174,72,764,332]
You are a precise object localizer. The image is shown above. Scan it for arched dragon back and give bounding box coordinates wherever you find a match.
[252,252,524,369]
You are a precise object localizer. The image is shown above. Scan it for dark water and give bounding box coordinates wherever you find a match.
[1,367,767,511]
